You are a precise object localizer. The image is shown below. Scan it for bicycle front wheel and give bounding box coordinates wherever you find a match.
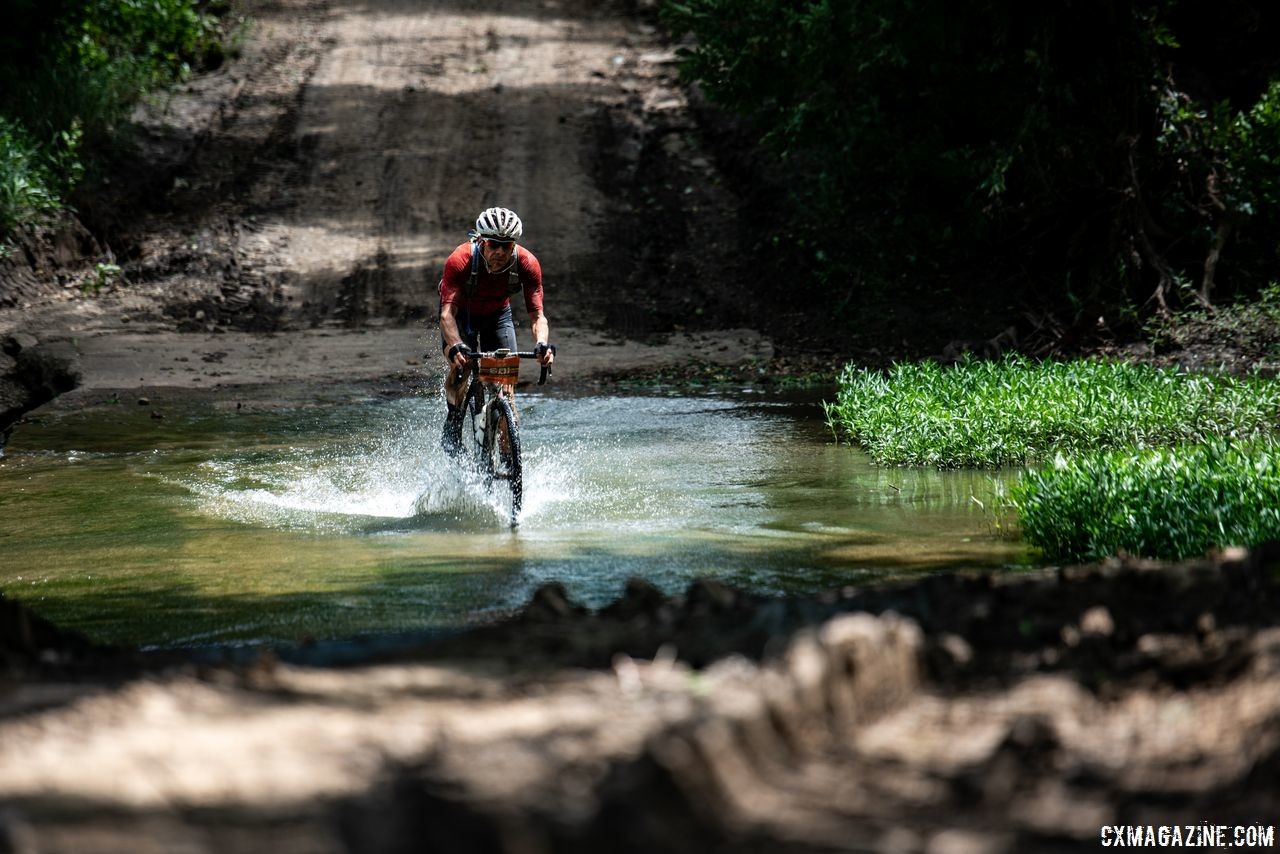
[461,381,489,473]
[483,394,523,526]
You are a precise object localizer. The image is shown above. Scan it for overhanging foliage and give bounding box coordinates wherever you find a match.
[664,0,1280,318]
[0,0,224,232]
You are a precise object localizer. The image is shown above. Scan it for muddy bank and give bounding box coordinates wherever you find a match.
[0,334,79,444]
[1,547,1277,852]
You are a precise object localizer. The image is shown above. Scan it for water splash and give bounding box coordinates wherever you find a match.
[172,391,1015,542]
[176,395,599,530]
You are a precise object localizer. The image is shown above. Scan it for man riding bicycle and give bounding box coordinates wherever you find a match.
[439,206,554,452]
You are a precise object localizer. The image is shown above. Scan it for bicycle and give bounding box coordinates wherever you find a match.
[443,344,555,526]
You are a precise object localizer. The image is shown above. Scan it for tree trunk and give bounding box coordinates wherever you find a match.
[1198,220,1233,307]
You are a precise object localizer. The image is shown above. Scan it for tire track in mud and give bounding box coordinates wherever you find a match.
[2,0,755,380]
[234,0,661,331]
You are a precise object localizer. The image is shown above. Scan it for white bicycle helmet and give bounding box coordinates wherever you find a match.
[475,207,523,241]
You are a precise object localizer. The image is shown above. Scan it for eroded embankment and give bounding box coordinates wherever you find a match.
[1,546,1277,853]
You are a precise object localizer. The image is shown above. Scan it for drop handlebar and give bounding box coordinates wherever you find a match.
[449,344,557,386]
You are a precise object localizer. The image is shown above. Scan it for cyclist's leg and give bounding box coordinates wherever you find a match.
[477,304,518,354]
[440,326,479,454]
[442,326,480,407]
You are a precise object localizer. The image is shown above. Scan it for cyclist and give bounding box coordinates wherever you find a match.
[439,206,554,452]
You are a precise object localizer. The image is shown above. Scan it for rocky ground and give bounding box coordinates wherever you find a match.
[1,0,1278,851]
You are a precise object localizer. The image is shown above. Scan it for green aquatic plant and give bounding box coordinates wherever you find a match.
[824,355,1280,468]
[1013,439,1280,562]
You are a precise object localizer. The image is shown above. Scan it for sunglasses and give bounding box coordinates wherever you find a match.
[483,238,514,248]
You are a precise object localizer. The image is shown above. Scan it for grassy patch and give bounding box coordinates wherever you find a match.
[824,355,1280,468]
[1013,439,1280,561]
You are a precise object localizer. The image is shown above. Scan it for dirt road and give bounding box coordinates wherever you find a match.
[0,0,760,419]
[227,0,652,327]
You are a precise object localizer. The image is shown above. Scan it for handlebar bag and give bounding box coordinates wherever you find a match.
[479,355,520,385]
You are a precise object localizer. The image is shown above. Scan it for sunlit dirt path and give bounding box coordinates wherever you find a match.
[0,0,760,400]
[238,0,627,325]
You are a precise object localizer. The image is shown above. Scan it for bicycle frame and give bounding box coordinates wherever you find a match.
[450,346,554,526]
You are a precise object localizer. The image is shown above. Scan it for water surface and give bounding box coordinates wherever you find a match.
[0,390,1030,647]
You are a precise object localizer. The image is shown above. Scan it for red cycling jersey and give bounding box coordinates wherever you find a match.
[438,241,544,318]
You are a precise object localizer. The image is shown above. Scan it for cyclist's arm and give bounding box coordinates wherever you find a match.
[440,303,470,370]
[438,247,474,371]
[530,311,553,366]
[517,251,551,365]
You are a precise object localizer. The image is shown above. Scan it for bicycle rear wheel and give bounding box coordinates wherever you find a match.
[483,394,523,525]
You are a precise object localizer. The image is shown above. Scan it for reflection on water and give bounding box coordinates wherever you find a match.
[0,391,1031,647]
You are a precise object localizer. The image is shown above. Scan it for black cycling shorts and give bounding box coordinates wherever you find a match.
[442,303,517,355]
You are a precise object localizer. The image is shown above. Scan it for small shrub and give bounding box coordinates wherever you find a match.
[84,261,122,293]
[824,355,1280,467]
[0,117,62,230]
[1013,439,1280,561]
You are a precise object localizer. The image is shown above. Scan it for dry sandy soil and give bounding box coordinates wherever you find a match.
[1,1,1278,852]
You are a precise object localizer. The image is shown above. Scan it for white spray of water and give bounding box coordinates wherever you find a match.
[179,396,601,531]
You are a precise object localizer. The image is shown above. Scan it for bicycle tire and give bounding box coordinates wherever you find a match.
[461,380,489,474]
[484,394,523,526]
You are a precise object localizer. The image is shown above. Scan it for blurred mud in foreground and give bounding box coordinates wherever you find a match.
[2,545,1278,853]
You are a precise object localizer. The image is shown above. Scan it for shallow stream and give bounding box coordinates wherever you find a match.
[0,390,1032,648]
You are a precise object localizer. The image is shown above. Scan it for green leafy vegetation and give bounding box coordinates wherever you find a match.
[0,0,226,233]
[0,118,64,230]
[84,261,122,294]
[824,356,1280,468]
[1014,439,1280,561]
[827,355,1280,559]
[663,0,1280,322]
[1153,80,1280,308]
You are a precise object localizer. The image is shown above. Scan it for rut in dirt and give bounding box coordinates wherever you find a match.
[157,0,749,338]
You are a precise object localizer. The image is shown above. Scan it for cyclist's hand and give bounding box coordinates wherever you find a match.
[535,342,555,367]
[446,342,473,371]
